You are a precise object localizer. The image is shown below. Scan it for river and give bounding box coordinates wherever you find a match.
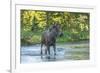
[21,41,89,63]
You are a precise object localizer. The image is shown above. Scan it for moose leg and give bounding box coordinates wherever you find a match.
[45,47,47,55]
[48,46,50,56]
[47,46,50,59]
[41,43,43,58]
[53,45,56,55]
[53,45,56,59]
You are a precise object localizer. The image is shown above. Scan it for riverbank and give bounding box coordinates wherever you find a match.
[21,31,89,46]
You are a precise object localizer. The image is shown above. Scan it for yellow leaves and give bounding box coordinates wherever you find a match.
[38,21,46,28]
[78,14,88,22]
[21,9,89,35]
[53,17,61,23]
[80,23,84,31]
[85,25,89,31]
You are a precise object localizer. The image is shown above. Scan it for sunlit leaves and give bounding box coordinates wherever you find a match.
[20,10,90,45]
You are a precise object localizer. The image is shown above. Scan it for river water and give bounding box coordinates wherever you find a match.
[21,42,89,63]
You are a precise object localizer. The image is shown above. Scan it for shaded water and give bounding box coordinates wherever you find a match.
[21,42,89,63]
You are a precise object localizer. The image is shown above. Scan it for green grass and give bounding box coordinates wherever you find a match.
[21,31,41,45]
[21,31,89,46]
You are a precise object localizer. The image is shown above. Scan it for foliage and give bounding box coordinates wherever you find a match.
[21,10,90,45]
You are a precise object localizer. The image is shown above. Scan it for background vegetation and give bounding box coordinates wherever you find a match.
[21,10,90,46]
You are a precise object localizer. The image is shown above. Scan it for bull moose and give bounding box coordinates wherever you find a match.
[41,23,63,59]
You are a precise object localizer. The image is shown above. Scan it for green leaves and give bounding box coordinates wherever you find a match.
[20,10,90,45]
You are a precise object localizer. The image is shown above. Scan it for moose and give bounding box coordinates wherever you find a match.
[40,23,63,59]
